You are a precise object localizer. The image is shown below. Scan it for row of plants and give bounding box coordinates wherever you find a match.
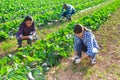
[0,0,107,41]
[0,0,63,14]
[0,0,106,23]
[78,0,120,30]
[0,0,120,79]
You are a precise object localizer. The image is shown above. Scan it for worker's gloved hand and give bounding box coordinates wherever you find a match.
[33,35,39,40]
[29,35,33,40]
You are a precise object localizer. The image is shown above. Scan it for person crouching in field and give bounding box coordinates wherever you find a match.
[73,24,99,64]
[61,3,76,21]
[16,16,38,48]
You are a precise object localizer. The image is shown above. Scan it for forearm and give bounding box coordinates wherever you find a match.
[21,36,29,40]
[74,50,78,56]
[80,53,89,60]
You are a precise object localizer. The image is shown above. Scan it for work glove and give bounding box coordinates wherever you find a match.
[29,35,34,40]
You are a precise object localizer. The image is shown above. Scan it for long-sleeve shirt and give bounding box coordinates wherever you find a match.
[74,31,99,57]
[16,22,36,38]
[62,4,75,14]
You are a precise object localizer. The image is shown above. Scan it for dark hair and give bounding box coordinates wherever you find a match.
[23,16,33,23]
[63,3,67,7]
[74,24,91,33]
[20,16,35,28]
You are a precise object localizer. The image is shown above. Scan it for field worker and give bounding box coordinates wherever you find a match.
[61,3,76,21]
[16,16,38,48]
[73,24,99,64]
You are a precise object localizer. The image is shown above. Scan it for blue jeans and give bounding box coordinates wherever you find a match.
[16,34,32,46]
[62,10,76,20]
[75,39,98,59]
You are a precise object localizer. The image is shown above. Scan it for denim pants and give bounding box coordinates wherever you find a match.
[62,10,76,19]
[16,34,32,46]
[75,39,98,59]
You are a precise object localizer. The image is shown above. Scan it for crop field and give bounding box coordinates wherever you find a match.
[0,0,120,80]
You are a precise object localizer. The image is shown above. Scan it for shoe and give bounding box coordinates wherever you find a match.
[75,58,81,64]
[18,46,22,48]
[27,40,32,46]
[17,46,22,50]
[72,56,79,61]
[69,18,72,21]
[91,58,96,64]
